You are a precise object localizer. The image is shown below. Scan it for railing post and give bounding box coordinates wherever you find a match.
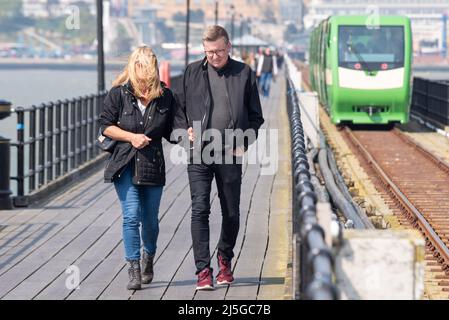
[0,100,12,210]
[81,96,88,163]
[76,98,82,167]
[62,99,69,174]
[14,107,28,207]
[38,104,46,187]
[46,102,54,182]
[88,95,94,160]
[55,101,62,178]
[29,105,36,193]
[69,99,76,170]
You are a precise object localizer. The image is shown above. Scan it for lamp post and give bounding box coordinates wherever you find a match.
[239,14,244,56]
[96,0,105,93]
[230,4,235,56]
[239,14,244,39]
[185,0,190,69]
[443,13,447,58]
[215,0,219,25]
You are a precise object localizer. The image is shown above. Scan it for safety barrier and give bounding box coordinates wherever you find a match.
[286,77,338,300]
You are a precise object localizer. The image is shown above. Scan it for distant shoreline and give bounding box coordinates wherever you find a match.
[0,58,185,74]
[0,58,126,70]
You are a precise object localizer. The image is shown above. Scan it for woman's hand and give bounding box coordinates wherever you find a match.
[131,133,151,149]
[187,127,195,142]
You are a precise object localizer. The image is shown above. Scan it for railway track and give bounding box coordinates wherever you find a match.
[342,127,449,298]
[294,60,449,298]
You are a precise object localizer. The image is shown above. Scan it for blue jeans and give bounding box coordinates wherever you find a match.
[259,72,273,97]
[114,164,163,261]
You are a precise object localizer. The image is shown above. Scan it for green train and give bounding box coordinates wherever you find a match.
[309,15,412,124]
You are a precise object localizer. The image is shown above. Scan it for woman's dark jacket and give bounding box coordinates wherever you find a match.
[98,81,176,185]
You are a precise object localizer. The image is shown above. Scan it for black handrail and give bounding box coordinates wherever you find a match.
[10,91,108,206]
[412,77,449,125]
[286,77,338,300]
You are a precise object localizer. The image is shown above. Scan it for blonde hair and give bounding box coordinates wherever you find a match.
[112,46,162,101]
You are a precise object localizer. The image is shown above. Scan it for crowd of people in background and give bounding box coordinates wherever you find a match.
[241,47,284,98]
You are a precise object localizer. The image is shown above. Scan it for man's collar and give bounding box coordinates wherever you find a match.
[201,56,232,75]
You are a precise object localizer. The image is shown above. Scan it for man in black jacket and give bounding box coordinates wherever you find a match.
[173,25,264,290]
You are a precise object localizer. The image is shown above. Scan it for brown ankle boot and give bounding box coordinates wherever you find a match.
[127,259,141,290]
[141,251,154,284]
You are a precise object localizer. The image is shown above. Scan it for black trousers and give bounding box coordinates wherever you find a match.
[187,162,242,274]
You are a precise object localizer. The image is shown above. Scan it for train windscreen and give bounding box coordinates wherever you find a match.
[338,26,404,71]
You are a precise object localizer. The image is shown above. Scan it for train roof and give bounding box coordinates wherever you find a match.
[327,15,410,26]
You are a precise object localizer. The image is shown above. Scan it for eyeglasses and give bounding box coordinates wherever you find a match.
[204,48,227,57]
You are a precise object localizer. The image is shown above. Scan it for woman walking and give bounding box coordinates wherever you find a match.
[98,46,176,290]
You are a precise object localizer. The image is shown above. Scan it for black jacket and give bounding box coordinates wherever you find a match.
[173,57,264,152]
[98,81,176,185]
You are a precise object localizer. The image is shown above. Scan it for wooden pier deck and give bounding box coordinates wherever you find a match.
[0,78,292,300]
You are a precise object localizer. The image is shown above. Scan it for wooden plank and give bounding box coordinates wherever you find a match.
[222,177,273,300]
[0,171,104,225]
[0,189,119,298]
[0,173,111,259]
[2,203,121,300]
[34,218,123,300]
[66,243,125,300]
[0,176,106,247]
[258,82,291,300]
[0,190,117,276]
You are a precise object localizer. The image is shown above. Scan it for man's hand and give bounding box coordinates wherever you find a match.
[187,127,195,142]
[130,134,151,149]
[231,146,245,157]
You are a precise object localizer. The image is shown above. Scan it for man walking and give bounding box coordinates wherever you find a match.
[256,47,278,98]
[173,25,264,290]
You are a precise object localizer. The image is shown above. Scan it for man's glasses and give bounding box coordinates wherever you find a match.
[204,48,227,57]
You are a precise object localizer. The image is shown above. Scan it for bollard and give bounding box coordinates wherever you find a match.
[159,61,171,88]
[0,100,12,210]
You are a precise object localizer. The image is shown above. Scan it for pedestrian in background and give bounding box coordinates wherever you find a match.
[256,47,278,98]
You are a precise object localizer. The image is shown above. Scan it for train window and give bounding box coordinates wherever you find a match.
[338,26,404,70]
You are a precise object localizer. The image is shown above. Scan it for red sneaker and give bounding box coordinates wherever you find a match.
[196,267,214,290]
[216,255,234,285]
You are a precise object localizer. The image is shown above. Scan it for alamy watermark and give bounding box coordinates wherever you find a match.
[170,123,279,176]
[65,5,81,30]
[65,265,81,290]
[365,5,380,30]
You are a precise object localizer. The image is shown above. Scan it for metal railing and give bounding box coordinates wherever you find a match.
[9,91,108,206]
[0,74,184,210]
[286,77,338,300]
[412,77,449,126]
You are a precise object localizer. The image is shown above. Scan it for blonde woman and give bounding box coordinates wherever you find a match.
[98,46,176,290]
